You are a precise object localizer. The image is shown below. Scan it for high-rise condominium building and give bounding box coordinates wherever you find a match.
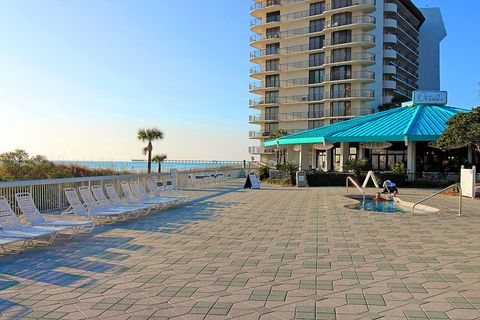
[248,0,446,164]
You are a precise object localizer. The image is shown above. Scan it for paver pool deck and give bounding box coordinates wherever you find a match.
[0,180,479,320]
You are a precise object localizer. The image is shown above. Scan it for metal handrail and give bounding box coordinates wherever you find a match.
[411,184,462,216]
[346,177,365,206]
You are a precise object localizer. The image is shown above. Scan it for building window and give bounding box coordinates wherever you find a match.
[309,19,325,33]
[266,43,279,55]
[265,106,279,121]
[265,91,279,104]
[309,36,325,50]
[265,59,279,71]
[266,75,280,87]
[264,122,279,135]
[308,103,324,118]
[332,0,352,10]
[332,30,351,45]
[331,83,351,98]
[331,48,351,63]
[309,53,325,67]
[266,27,280,39]
[331,12,352,26]
[309,69,325,84]
[266,11,280,23]
[330,65,351,81]
[310,1,325,16]
[308,86,324,101]
[331,101,351,116]
[308,120,324,129]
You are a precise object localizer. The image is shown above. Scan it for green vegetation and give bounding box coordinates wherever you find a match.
[269,129,288,165]
[152,154,167,173]
[258,164,270,180]
[343,158,372,177]
[137,128,165,173]
[278,161,299,185]
[0,149,131,182]
[437,107,480,152]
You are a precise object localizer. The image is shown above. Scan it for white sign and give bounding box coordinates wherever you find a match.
[460,166,476,199]
[249,173,261,189]
[362,171,380,189]
[412,90,448,105]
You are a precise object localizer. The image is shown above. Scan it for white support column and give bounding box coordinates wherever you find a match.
[407,141,417,173]
[286,145,295,163]
[468,145,473,164]
[339,142,350,172]
[299,144,310,170]
[358,146,366,159]
[325,149,333,172]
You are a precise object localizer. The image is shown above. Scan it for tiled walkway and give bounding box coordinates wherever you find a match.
[1,180,479,319]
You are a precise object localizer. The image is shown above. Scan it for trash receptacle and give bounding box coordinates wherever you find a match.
[296,171,307,188]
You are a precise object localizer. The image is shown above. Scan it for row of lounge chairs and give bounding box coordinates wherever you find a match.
[0,179,188,255]
[187,172,231,188]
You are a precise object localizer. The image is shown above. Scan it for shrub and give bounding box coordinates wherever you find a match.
[279,161,299,185]
[306,172,355,187]
[258,164,270,181]
[343,158,372,177]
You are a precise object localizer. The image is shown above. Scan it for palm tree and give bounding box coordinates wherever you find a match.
[152,154,167,173]
[269,129,289,165]
[137,128,164,173]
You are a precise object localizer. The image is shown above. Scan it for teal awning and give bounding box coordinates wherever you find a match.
[264,105,468,147]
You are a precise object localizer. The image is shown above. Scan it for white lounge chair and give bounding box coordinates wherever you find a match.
[78,186,136,219]
[0,236,29,255]
[91,185,152,217]
[14,193,94,236]
[146,180,189,203]
[0,197,67,246]
[128,181,177,207]
[63,188,127,223]
[121,181,171,209]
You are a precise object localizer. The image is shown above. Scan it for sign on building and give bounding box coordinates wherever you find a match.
[412,90,448,105]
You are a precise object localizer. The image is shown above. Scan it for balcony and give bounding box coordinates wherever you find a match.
[249,72,375,92]
[249,114,280,123]
[250,0,376,28]
[383,80,397,90]
[250,89,375,106]
[250,52,375,77]
[324,108,373,117]
[251,16,376,44]
[323,34,375,48]
[383,65,396,74]
[249,146,275,155]
[384,18,397,29]
[249,131,273,139]
[397,37,419,56]
[384,2,398,13]
[393,75,418,90]
[383,49,396,59]
[384,33,397,44]
[250,0,281,12]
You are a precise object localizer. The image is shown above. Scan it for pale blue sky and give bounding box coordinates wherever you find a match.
[0,1,478,161]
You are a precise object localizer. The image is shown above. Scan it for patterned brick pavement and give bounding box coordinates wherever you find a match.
[0,180,479,319]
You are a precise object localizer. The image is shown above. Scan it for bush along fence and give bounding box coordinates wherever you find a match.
[306,171,480,188]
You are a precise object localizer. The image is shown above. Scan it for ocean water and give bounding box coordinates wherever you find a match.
[54,160,246,173]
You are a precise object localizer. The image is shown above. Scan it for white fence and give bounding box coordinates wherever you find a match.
[0,168,246,213]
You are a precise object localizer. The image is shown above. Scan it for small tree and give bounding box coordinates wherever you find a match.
[279,161,299,185]
[437,108,480,152]
[152,154,167,173]
[343,158,372,177]
[269,129,289,165]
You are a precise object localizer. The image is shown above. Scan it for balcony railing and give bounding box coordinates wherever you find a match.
[249,71,375,90]
[250,16,375,42]
[249,114,280,122]
[250,52,375,75]
[250,0,376,26]
[392,75,418,90]
[249,131,273,139]
[324,108,373,117]
[250,0,305,11]
[249,146,276,154]
[250,34,374,58]
[249,90,375,106]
